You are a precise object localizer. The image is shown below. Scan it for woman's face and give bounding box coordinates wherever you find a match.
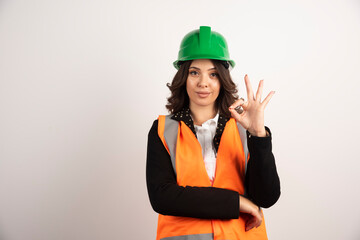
[186,59,221,110]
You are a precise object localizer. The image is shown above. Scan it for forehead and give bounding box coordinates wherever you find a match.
[189,59,215,69]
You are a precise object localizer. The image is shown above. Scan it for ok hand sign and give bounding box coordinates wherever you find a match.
[229,74,275,137]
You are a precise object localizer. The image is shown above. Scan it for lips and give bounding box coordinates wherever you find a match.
[196,91,211,98]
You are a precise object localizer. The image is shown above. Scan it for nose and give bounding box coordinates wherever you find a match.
[197,74,209,88]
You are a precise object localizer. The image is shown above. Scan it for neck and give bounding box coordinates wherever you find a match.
[189,104,217,126]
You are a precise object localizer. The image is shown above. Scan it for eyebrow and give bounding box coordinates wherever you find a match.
[189,66,217,71]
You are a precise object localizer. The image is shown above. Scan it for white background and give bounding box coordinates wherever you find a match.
[1,0,360,239]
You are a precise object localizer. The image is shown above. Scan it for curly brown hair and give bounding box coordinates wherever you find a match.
[166,60,239,118]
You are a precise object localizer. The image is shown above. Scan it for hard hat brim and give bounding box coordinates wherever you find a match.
[173,58,235,70]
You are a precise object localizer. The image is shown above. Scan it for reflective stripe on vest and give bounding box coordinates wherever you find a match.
[161,233,213,240]
[236,122,249,196]
[163,115,179,175]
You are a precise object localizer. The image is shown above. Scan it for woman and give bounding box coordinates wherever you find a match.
[146,26,280,240]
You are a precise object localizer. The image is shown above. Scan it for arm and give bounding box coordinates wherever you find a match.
[146,120,240,219]
[228,75,280,208]
[245,126,281,208]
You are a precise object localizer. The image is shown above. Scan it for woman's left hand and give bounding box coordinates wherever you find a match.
[229,74,275,137]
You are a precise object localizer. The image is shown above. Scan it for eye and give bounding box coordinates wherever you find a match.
[210,72,219,78]
[189,70,199,76]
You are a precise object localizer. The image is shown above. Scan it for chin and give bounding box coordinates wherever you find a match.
[194,101,216,107]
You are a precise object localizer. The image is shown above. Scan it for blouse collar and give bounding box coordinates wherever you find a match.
[171,107,229,152]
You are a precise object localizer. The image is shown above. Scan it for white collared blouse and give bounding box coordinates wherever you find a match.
[193,113,219,184]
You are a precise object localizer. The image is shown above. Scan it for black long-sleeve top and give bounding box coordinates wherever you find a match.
[146,112,280,220]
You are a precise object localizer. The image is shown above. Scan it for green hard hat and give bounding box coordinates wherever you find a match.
[173,26,235,70]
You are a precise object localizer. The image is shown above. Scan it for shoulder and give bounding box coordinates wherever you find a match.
[148,119,158,136]
[149,115,177,137]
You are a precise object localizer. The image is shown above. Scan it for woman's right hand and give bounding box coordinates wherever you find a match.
[239,195,263,231]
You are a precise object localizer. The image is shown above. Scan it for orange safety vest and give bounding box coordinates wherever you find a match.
[156,115,268,240]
